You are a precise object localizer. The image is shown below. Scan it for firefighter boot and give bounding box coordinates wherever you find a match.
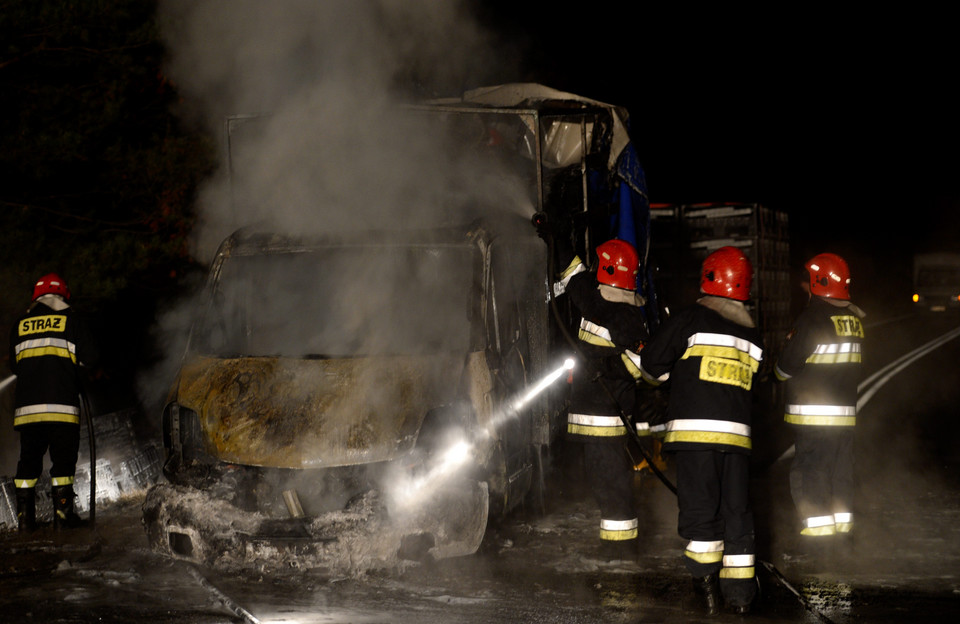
[15,488,37,533]
[692,573,721,616]
[52,485,86,530]
[598,537,638,564]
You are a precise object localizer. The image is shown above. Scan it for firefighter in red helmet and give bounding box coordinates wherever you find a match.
[775,252,864,560]
[547,237,650,563]
[639,246,764,615]
[9,273,99,531]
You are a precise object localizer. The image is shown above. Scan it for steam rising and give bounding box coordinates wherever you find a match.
[158,0,528,260]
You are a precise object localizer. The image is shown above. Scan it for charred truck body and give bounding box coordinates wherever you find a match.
[143,84,658,573]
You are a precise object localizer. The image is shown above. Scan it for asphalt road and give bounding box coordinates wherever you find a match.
[2,309,960,623]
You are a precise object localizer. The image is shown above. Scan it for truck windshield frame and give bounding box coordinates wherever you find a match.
[192,241,479,358]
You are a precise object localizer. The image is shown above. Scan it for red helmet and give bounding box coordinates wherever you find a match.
[33,273,70,301]
[806,253,850,299]
[596,239,639,290]
[701,246,753,301]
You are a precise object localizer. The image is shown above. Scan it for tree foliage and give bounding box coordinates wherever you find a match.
[0,0,215,380]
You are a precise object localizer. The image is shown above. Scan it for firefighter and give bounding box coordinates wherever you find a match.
[775,253,864,556]
[549,236,650,563]
[639,246,763,616]
[9,273,99,531]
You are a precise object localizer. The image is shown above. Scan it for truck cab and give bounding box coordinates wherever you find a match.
[912,252,960,312]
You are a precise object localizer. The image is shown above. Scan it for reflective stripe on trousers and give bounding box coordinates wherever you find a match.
[802,512,853,536]
[683,542,756,579]
[684,539,724,564]
[601,517,638,541]
[784,404,856,427]
[720,553,756,579]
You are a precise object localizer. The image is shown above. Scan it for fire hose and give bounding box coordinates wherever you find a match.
[80,380,96,527]
[187,564,262,624]
[533,213,837,623]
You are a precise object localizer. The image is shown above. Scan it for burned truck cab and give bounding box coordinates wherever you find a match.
[144,221,554,573]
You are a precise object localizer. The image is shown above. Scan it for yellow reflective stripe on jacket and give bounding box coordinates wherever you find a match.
[15,337,78,363]
[578,318,615,347]
[560,257,585,280]
[682,332,762,371]
[805,342,862,364]
[567,413,626,437]
[14,403,81,426]
[664,418,752,449]
[621,349,642,380]
[784,404,856,426]
[15,479,39,489]
[684,540,724,564]
[553,258,587,296]
[640,365,669,385]
[600,517,639,541]
[51,476,75,486]
[720,554,756,579]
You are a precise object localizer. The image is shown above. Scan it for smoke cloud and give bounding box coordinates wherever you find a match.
[157,0,527,260]
[138,1,538,422]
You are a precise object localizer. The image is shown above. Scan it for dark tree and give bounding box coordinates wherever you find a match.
[0,0,214,385]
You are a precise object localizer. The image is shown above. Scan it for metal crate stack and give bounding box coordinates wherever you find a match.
[649,202,792,373]
[76,409,163,504]
[0,477,53,528]
[648,203,690,317]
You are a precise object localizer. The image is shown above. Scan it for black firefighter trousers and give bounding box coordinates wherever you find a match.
[582,440,638,554]
[15,422,81,490]
[789,425,855,536]
[676,449,756,607]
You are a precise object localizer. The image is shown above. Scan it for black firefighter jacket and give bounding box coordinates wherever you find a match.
[8,295,99,429]
[555,257,650,442]
[775,296,865,427]
[639,297,764,454]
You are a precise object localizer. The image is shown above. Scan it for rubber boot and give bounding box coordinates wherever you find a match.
[15,488,37,533]
[598,538,638,563]
[692,573,721,616]
[52,484,86,530]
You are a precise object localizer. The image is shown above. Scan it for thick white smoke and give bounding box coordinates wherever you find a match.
[138,1,534,417]
[157,0,525,260]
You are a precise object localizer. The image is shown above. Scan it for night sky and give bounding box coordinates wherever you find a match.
[476,4,959,287]
[142,1,957,310]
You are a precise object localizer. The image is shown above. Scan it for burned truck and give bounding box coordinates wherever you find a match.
[143,84,657,573]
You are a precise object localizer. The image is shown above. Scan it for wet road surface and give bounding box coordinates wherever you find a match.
[2,312,960,623]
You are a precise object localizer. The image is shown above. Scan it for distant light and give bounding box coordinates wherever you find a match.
[913,293,920,303]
